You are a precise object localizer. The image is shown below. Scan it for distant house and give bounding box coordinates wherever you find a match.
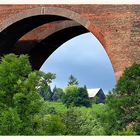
[87,88,106,104]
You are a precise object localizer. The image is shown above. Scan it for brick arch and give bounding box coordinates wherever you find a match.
[0,6,115,78]
[29,26,89,70]
[14,20,81,54]
[0,7,106,51]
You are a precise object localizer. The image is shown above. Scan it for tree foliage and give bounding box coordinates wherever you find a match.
[0,54,55,135]
[0,108,22,135]
[32,114,65,135]
[1,54,140,136]
[62,107,106,135]
[67,75,79,86]
[116,63,140,95]
[37,72,56,101]
[52,86,65,101]
[106,63,140,135]
[62,85,91,107]
[0,54,32,107]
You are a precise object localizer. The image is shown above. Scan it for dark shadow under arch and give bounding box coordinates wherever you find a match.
[28,26,88,69]
[0,6,115,79]
[0,15,69,55]
[0,7,106,55]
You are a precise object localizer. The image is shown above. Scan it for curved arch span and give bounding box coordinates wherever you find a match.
[0,7,106,54]
[0,6,116,79]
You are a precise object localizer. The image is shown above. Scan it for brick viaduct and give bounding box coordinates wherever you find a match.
[0,5,140,80]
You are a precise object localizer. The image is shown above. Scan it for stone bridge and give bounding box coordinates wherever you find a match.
[0,5,140,80]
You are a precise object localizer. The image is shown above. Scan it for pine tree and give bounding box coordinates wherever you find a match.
[68,75,79,86]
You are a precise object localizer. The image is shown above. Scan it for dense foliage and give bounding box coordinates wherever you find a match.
[52,86,65,101]
[104,63,140,135]
[0,54,140,135]
[62,85,91,107]
[37,72,56,101]
[0,54,43,135]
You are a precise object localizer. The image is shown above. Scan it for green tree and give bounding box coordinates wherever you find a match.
[37,72,56,101]
[38,72,56,87]
[13,71,44,135]
[0,54,32,107]
[106,63,140,135]
[62,107,84,135]
[0,108,22,135]
[76,87,91,107]
[68,74,79,86]
[62,107,105,135]
[39,85,53,101]
[0,54,56,135]
[40,101,68,116]
[63,85,78,107]
[43,115,65,135]
[116,63,140,95]
[63,85,91,107]
[52,86,65,101]
[32,114,65,135]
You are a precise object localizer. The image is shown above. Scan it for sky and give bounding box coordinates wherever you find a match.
[40,32,116,94]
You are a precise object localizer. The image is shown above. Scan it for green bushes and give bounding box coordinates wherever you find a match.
[62,85,91,107]
[104,64,140,135]
[0,54,140,135]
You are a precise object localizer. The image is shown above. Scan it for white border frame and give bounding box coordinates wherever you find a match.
[0,0,140,139]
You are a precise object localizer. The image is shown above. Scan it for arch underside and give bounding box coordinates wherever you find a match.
[15,25,89,70]
[0,7,115,77]
[0,15,89,69]
[0,11,92,70]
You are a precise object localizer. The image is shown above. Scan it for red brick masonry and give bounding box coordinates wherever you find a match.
[0,5,140,80]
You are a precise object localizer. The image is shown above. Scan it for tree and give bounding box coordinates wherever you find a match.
[0,54,56,135]
[40,101,68,116]
[76,87,91,107]
[106,63,140,135]
[39,85,53,101]
[0,108,22,135]
[0,54,32,107]
[116,63,140,95]
[33,114,65,135]
[38,72,56,87]
[62,85,91,107]
[67,74,79,86]
[62,107,105,135]
[43,115,65,135]
[37,72,56,101]
[62,107,84,135]
[13,71,44,135]
[62,85,78,107]
[52,86,65,101]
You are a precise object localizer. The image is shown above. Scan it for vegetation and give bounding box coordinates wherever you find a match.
[52,86,65,102]
[67,74,79,86]
[37,72,56,101]
[104,63,140,135]
[62,85,91,107]
[0,54,140,135]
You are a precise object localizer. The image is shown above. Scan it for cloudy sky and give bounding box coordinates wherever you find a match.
[40,32,116,94]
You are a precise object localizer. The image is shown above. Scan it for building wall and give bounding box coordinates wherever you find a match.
[96,89,106,104]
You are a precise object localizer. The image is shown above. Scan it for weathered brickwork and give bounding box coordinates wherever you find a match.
[0,5,140,80]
